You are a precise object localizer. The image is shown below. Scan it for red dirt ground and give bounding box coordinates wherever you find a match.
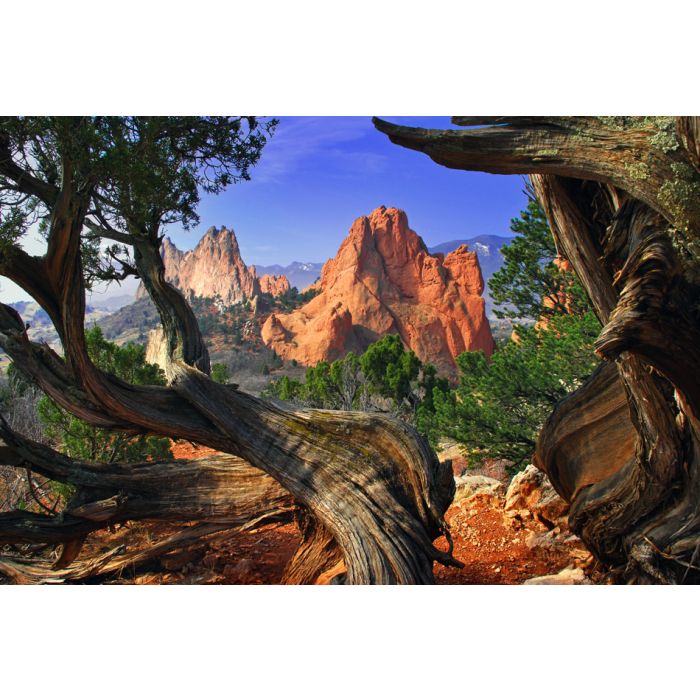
[87,441,577,585]
[433,502,572,584]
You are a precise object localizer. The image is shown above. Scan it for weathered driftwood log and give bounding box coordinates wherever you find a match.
[0,118,459,584]
[375,116,700,582]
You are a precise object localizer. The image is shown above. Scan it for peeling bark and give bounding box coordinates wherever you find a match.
[375,116,700,583]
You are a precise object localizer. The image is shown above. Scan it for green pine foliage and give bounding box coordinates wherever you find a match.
[359,335,421,407]
[259,286,320,312]
[417,312,600,468]
[37,326,172,463]
[270,374,304,402]
[264,335,443,414]
[265,353,364,410]
[211,363,230,384]
[489,196,590,320]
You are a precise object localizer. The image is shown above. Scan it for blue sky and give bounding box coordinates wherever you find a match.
[1,117,528,303]
[166,116,528,265]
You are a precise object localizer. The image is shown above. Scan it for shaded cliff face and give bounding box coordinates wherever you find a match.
[261,206,495,378]
[136,227,290,306]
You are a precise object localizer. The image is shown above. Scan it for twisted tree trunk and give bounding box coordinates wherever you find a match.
[0,304,458,584]
[0,414,298,582]
[0,127,460,584]
[375,116,700,583]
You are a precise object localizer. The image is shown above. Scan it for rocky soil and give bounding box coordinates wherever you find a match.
[79,442,596,585]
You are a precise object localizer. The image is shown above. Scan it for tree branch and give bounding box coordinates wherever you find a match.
[373,116,700,234]
[0,133,59,206]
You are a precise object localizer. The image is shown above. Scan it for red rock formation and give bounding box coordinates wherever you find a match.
[261,206,494,378]
[258,273,290,296]
[136,226,291,305]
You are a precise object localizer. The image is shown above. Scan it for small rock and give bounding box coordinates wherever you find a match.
[453,474,505,506]
[503,464,569,531]
[523,566,590,585]
[223,558,254,581]
[524,527,593,563]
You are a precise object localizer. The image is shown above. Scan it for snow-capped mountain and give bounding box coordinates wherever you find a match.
[252,261,323,291]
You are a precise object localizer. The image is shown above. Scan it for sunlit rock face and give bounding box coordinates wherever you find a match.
[257,273,290,296]
[136,227,290,306]
[261,206,494,378]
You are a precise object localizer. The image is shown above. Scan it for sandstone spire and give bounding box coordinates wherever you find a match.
[261,206,494,378]
[136,226,290,306]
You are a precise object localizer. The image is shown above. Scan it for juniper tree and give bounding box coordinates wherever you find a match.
[0,117,457,584]
[376,116,700,583]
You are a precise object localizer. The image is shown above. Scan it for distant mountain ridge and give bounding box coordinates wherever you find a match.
[253,261,323,291]
[8,300,111,350]
[87,294,135,313]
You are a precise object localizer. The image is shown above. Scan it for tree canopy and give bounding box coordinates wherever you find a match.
[1,116,277,296]
[418,312,601,468]
[265,335,448,415]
